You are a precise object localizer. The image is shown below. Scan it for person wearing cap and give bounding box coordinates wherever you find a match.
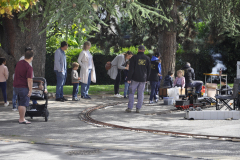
[148,52,162,104]
[220,78,232,95]
[125,45,151,113]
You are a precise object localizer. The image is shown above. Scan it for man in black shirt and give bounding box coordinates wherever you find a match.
[126,45,151,113]
[182,62,203,94]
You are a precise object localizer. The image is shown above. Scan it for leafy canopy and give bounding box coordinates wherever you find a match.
[0,0,38,17]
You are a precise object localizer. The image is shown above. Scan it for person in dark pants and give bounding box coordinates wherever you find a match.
[14,50,34,124]
[155,59,162,99]
[71,62,81,101]
[54,41,68,102]
[125,45,151,113]
[123,61,130,98]
[182,62,203,94]
[220,78,232,95]
[107,51,133,98]
[0,57,9,107]
[149,52,161,104]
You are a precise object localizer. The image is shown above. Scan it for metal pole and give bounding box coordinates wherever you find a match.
[220,76,221,95]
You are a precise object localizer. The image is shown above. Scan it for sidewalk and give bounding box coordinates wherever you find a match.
[0,95,240,160]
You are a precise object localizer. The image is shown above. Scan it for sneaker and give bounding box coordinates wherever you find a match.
[82,96,91,99]
[156,95,159,99]
[125,108,132,113]
[114,94,122,98]
[62,97,68,101]
[136,109,140,113]
[149,100,154,104]
[55,98,64,102]
[155,99,158,103]
[72,97,80,101]
[12,108,18,111]
[4,101,9,107]
[118,94,123,98]
[86,95,91,99]
[124,96,127,98]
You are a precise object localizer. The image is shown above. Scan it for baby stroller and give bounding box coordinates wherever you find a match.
[25,77,49,122]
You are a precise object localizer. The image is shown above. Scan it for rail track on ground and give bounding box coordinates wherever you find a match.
[79,102,240,142]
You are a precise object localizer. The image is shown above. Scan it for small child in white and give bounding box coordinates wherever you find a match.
[71,62,81,101]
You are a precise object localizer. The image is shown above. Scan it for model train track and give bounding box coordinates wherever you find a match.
[79,102,240,142]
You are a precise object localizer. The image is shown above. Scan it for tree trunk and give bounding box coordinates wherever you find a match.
[158,1,177,84]
[0,13,46,101]
[159,31,177,81]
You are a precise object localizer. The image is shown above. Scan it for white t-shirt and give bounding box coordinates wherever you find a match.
[86,51,93,69]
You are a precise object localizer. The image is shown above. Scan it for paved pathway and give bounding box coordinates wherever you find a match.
[0,95,240,160]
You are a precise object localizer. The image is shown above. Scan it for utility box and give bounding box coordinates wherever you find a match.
[237,61,240,78]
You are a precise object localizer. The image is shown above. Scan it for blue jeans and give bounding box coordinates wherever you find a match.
[186,81,203,93]
[12,87,18,109]
[72,83,79,98]
[124,82,130,97]
[0,82,7,103]
[128,81,146,110]
[155,79,161,96]
[54,70,67,99]
[150,81,158,101]
[81,69,91,97]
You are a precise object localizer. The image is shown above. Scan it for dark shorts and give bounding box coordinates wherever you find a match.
[14,88,30,107]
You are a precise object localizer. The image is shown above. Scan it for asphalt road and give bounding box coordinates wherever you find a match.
[0,95,240,160]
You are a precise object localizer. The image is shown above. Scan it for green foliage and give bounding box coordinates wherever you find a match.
[18,0,171,38]
[194,22,209,39]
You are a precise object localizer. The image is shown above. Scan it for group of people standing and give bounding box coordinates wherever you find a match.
[54,41,96,102]
[0,41,204,123]
[107,45,203,113]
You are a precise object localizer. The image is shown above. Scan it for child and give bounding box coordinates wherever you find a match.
[149,52,161,103]
[71,62,81,101]
[163,71,174,88]
[123,61,130,98]
[0,57,9,107]
[220,78,232,95]
[12,65,18,111]
[173,70,185,88]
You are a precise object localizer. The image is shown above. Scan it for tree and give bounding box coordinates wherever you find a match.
[0,0,170,99]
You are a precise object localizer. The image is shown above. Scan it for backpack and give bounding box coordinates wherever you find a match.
[105,61,112,70]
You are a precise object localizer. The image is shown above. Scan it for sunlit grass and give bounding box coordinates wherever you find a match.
[47,84,125,95]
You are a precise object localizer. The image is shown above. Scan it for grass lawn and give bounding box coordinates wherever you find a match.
[47,83,234,96]
[217,83,233,88]
[47,84,125,95]
[47,84,150,96]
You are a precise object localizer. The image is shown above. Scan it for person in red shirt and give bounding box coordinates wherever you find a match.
[13,50,33,124]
